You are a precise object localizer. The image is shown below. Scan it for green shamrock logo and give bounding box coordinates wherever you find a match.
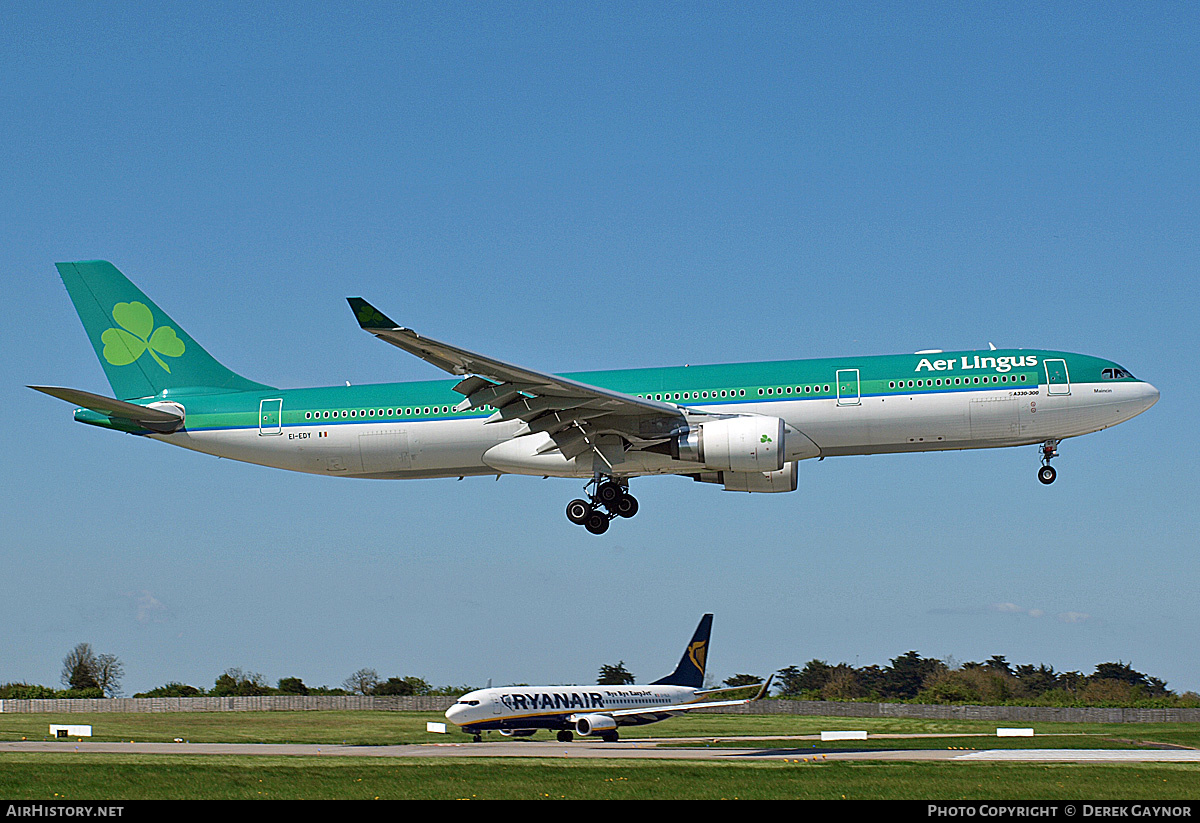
[356,304,387,326]
[760,434,773,443]
[101,302,186,372]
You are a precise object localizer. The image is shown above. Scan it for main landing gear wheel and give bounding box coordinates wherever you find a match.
[557,730,574,743]
[565,476,640,534]
[600,731,619,742]
[584,511,610,534]
[566,499,592,525]
[1038,440,1060,485]
[596,481,623,507]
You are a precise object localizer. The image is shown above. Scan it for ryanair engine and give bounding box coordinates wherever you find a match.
[671,416,786,472]
[574,713,618,736]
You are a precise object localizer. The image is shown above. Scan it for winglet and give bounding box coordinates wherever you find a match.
[347,297,400,330]
[754,674,774,701]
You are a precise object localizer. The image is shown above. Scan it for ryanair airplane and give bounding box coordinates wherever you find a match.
[444,614,768,742]
[33,262,1158,534]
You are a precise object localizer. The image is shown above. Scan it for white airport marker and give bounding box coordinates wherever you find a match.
[50,725,92,738]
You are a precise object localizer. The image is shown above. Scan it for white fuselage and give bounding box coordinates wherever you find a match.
[151,377,1159,481]
[445,684,700,733]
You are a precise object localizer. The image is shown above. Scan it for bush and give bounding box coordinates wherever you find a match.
[0,682,60,699]
[375,676,432,696]
[211,668,270,697]
[134,683,204,698]
[277,677,309,695]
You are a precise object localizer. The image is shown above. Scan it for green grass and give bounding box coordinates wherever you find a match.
[3,712,1198,799]
[0,710,444,745]
[0,755,1198,800]
[5,711,1199,748]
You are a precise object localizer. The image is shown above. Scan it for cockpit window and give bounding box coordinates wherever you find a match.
[1102,368,1133,380]
[456,699,480,706]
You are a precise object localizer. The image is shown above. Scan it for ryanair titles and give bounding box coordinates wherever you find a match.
[499,688,655,712]
[915,355,1038,374]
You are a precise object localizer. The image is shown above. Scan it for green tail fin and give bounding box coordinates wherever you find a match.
[55,261,272,400]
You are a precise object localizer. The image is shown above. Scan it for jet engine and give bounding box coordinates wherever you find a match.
[671,416,786,472]
[573,714,618,736]
[690,462,798,493]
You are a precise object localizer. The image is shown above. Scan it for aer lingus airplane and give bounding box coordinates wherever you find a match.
[33,261,1158,534]
[444,614,769,742]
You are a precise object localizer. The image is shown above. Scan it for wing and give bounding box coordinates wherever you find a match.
[347,297,695,463]
[607,676,773,724]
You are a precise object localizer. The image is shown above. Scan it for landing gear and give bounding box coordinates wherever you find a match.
[557,730,574,743]
[566,499,591,524]
[565,476,639,534]
[1038,440,1060,485]
[600,731,619,742]
[584,510,610,535]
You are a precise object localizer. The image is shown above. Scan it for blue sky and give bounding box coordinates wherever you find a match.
[2,3,1197,696]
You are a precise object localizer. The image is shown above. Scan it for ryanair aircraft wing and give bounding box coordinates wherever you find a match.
[607,676,773,724]
[347,297,691,459]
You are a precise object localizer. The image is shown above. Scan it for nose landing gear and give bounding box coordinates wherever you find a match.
[1038,440,1060,484]
[565,477,639,534]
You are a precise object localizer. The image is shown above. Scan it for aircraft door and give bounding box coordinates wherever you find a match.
[836,369,860,406]
[259,398,283,435]
[1044,359,1071,396]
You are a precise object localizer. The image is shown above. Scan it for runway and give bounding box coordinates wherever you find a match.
[4,738,1199,763]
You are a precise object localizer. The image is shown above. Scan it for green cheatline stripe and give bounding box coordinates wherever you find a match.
[147,377,1042,432]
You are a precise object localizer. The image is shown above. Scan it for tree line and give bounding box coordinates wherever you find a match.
[761,651,1199,707]
[0,644,474,700]
[2,644,1196,707]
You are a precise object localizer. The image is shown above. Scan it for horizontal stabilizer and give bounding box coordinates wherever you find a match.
[29,385,184,431]
[696,673,774,701]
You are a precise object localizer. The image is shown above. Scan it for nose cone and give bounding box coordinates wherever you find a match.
[1141,381,1160,411]
[445,703,464,724]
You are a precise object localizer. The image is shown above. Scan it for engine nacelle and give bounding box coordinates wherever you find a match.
[573,713,618,736]
[672,416,786,472]
[691,462,798,493]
